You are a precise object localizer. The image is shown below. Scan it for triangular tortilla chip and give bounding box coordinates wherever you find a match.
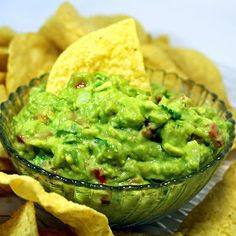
[165,48,229,105]
[142,44,186,78]
[46,19,148,95]
[0,201,39,236]
[179,161,236,236]
[40,3,150,51]
[39,2,86,51]
[87,15,150,44]
[6,33,59,94]
[0,172,113,236]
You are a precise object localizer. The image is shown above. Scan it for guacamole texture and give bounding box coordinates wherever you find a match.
[12,73,232,185]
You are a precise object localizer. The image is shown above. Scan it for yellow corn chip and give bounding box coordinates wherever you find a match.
[6,33,59,94]
[0,27,16,46]
[47,19,148,95]
[0,84,7,102]
[88,15,150,44]
[0,47,8,71]
[0,172,113,236]
[0,71,6,84]
[0,201,39,236]
[40,2,86,51]
[179,161,236,236]
[165,48,229,105]
[151,35,170,47]
[40,3,150,51]
[142,44,186,78]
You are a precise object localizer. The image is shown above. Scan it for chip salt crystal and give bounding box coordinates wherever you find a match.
[46,19,148,95]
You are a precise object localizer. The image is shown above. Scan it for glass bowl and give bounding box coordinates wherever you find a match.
[0,70,234,227]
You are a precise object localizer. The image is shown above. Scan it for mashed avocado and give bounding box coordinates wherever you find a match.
[12,73,232,185]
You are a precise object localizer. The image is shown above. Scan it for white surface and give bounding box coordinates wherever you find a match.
[0,0,236,69]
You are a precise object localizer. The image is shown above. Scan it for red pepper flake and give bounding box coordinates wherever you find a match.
[75,80,86,89]
[92,168,106,184]
[16,135,25,144]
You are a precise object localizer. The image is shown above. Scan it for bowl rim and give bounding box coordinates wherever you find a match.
[0,70,235,191]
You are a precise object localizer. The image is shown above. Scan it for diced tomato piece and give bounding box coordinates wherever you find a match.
[209,123,219,139]
[209,123,224,147]
[92,168,106,184]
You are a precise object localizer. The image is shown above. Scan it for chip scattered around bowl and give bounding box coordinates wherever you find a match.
[0,172,113,236]
[0,201,39,236]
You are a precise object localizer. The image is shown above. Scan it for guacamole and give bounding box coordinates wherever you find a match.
[12,73,232,186]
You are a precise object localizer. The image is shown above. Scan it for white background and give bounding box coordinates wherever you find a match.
[0,0,235,105]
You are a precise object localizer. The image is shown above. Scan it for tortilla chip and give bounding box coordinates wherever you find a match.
[0,172,113,236]
[0,84,7,102]
[0,201,39,236]
[87,15,150,44]
[0,71,6,84]
[6,33,59,94]
[142,44,186,78]
[165,48,229,105]
[40,3,150,51]
[0,27,16,46]
[39,2,86,51]
[179,161,236,236]
[151,35,170,47]
[47,19,147,95]
[0,47,8,71]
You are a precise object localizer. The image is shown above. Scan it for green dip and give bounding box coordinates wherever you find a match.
[12,73,232,186]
